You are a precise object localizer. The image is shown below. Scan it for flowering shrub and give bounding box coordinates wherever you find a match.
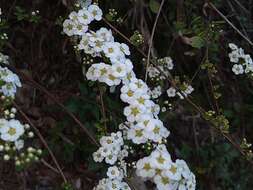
[228,43,253,76]
[0,53,42,167]
[0,9,41,169]
[63,3,196,190]
[1,0,253,189]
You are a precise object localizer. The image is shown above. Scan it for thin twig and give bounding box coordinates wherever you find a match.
[208,2,253,46]
[0,62,99,147]
[14,102,67,183]
[232,0,250,14]
[101,18,252,164]
[98,85,107,129]
[145,0,165,81]
[41,159,60,174]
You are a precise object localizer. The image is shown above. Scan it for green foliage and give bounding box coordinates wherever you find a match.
[14,6,41,23]
[149,0,160,13]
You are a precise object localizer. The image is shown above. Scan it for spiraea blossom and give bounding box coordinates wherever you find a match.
[147,56,174,80]
[92,131,128,165]
[0,53,21,98]
[0,39,41,166]
[63,3,195,190]
[0,119,24,142]
[0,66,22,98]
[228,43,253,76]
[136,145,196,190]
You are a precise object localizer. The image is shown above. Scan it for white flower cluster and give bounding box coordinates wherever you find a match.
[228,43,253,75]
[63,3,195,190]
[0,66,22,98]
[93,175,131,190]
[147,57,174,81]
[93,131,128,165]
[166,84,194,100]
[0,52,9,64]
[63,4,102,36]
[0,119,24,143]
[136,145,196,190]
[148,85,162,99]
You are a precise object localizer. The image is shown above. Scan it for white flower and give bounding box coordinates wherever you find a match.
[88,4,103,21]
[136,157,156,178]
[78,0,92,8]
[162,162,182,181]
[96,27,114,42]
[77,9,93,25]
[111,131,124,145]
[100,146,112,158]
[143,120,170,142]
[0,53,9,64]
[100,136,114,148]
[232,64,244,75]
[74,22,88,35]
[103,70,121,86]
[127,125,147,144]
[166,87,176,97]
[1,119,24,142]
[154,174,178,190]
[63,19,75,36]
[0,66,22,98]
[164,57,174,70]
[120,43,130,55]
[107,166,123,180]
[123,104,146,122]
[150,149,172,170]
[15,139,24,150]
[185,85,194,95]
[149,86,162,99]
[106,179,122,190]
[228,51,239,63]
[102,42,121,58]
[0,118,9,133]
[93,150,104,162]
[229,43,238,50]
[105,153,118,165]
[244,54,253,64]
[78,34,90,50]
[120,83,142,104]
[111,63,127,78]
[89,37,104,53]
[69,11,79,20]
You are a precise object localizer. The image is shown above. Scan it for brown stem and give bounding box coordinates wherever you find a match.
[208,2,253,46]
[14,102,68,183]
[145,0,165,81]
[0,63,99,147]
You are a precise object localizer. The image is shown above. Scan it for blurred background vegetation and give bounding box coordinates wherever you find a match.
[1,0,253,189]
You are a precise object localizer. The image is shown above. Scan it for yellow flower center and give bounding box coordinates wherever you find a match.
[8,127,16,136]
[137,97,145,104]
[109,74,116,81]
[135,129,143,137]
[127,90,133,97]
[161,177,170,185]
[131,107,140,116]
[157,155,165,164]
[108,47,114,53]
[170,165,177,174]
[153,126,160,134]
[143,163,152,171]
[100,68,107,75]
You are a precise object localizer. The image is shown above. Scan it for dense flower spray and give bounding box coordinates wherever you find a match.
[63,3,196,190]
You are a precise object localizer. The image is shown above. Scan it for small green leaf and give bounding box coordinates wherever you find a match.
[149,0,160,13]
[190,36,205,49]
